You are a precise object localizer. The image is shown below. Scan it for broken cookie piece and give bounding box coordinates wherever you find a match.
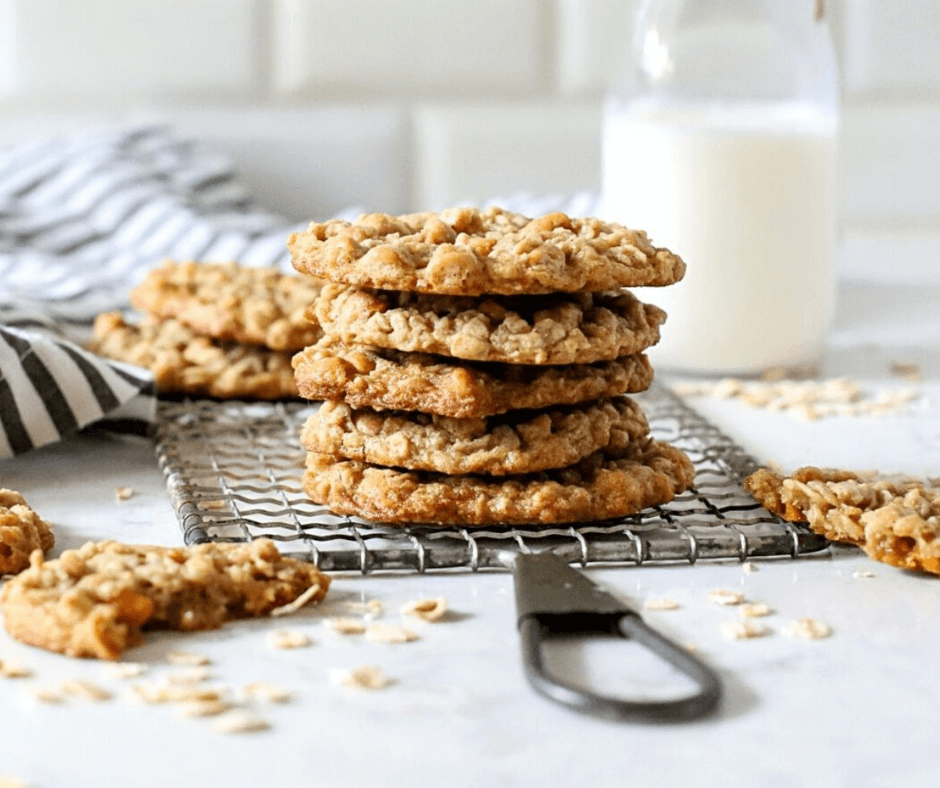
[0,538,329,659]
[0,489,54,576]
[745,466,940,577]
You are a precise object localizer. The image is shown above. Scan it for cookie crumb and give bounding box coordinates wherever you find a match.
[719,620,771,640]
[783,617,832,639]
[210,709,270,734]
[266,629,312,649]
[400,597,448,621]
[324,617,366,635]
[364,623,419,644]
[242,682,294,704]
[330,664,392,690]
[61,679,112,701]
[738,602,773,618]
[708,589,746,606]
[114,487,135,502]
[643,597,680,611]
[167,650,211,666]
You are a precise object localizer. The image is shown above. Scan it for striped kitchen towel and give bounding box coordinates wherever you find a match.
[0,124,314,459]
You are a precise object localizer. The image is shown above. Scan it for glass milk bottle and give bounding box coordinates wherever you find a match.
[602,0,839,375]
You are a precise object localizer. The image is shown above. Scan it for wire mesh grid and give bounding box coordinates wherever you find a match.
[154,385,828,574]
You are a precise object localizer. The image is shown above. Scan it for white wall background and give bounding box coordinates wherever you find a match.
[1,0,938,274]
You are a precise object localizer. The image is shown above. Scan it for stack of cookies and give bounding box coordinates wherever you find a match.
[289,206,696,526]
[89,260,322,400]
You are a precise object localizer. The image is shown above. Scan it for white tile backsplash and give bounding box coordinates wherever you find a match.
[1,0,263,103]
[414,102,601,211]
[271,0,547,98]
[840,0,940,97]
[0,0,938,244]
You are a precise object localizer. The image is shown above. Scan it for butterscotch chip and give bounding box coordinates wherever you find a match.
[300,396,650,477]
[289,207,685,295]
[0,539,330,660]
[745,467,940,576]
[303,438,695,526]
[130,260,323,351]
[88,312,300,400]
[0,489,54,576]
[313,286,665,366]
[292,336,654,418]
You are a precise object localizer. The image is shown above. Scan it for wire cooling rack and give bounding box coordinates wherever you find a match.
[154,385,828,573]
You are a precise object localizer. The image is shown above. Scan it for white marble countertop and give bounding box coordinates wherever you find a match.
[1,268,939,788]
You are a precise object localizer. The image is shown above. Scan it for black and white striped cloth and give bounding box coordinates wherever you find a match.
[0,124,324,459]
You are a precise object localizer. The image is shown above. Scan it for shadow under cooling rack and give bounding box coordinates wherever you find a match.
[154,385,828,573]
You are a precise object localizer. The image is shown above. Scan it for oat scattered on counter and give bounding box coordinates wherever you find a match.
[330,664,392,691]
[266,629,312,650]
[719,620,771,640]
[643,597,680,611]
[241,682,293,704]
[24,686,65,704]
[345,599,385,619]
[890,361,921,382]
[270,582,327,618]
[0,659,32,679]
[738,602,773,618]
[852,570,876,579]
[364,623,419,644]
[60,678,112,701]
[165,667,212,685]
[708,589,746,606]
[783,617,832,639]
[167,649,211,667]
[129,682,227,705]
[400,597,448,621]
[177,698,232,718]
[324,616,367,635]
[114,486,135,502]
[211,708,270,734]
[100,662,148,680]
[673,376,922,420]
[742,561,759,574]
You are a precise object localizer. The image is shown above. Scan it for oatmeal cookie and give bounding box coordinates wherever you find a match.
[745,467,940,576]
[289,206,685,295]
[313,285,665,366]
[88,312,299,400]
[292,337,653,417]
[301,396,650,476]
[130,260,323,351]
[0,539,330,660]
[303,437,695,525]
[0,489,54,576]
